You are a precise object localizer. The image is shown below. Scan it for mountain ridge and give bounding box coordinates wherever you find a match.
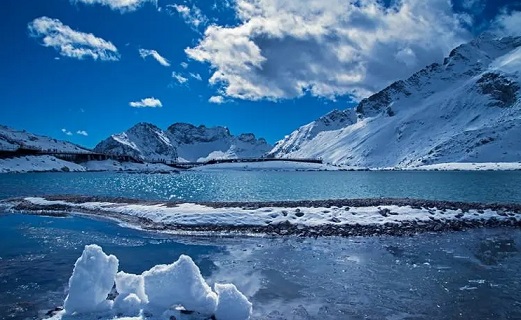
[95,122,272,162]
[269,35,521,167]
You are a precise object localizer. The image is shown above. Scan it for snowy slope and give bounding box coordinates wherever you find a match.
[167,123,272,162]
[95,122,272,163]
[0,125,90,153]
[0,156,86,173]
[269,35,521,167]
[94,123,178,162]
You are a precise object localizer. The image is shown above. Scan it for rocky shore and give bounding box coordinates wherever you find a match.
[2,196,521,238]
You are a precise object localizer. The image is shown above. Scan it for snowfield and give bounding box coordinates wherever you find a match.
[189,161,343,172]
[81,160,177,173]
[0,156,86,173]
[0,157,178,173]
[48,244,252,320]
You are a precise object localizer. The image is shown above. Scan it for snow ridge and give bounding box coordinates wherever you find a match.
[95,122,272,162]
[269,35,521,167]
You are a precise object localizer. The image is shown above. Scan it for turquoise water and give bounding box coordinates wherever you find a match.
[1,214,521,319]
[1,170,521,203]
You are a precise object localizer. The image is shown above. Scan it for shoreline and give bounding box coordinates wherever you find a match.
[2,196,520,238]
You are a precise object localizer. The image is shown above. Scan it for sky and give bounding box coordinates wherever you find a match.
[0,0,520,148]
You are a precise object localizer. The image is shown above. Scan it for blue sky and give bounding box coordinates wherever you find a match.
[0,0,520,148]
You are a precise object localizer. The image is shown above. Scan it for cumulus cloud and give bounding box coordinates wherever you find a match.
[71,0,157,13]
[129,97,162,108]
[168,4,208,29]
[185,0,472,101]
[208,96,226,104]
[139,48,170,66]
[28,17,119,61]
[76,130,89,136]
[62,128,73,136]
[493,10,521,36]
[180,62,189,69]
[172,72,189,84]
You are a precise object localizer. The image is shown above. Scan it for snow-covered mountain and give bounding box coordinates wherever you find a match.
[95,122,272,162]
[0,125,90,153]
[94,123,178,162]
[167,123,271,162]
[269,35,521,167]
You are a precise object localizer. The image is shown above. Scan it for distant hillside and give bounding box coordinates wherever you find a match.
[0,125,90,153]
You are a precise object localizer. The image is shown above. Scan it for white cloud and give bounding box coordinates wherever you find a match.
[190,72,202,81]
[129,97,162,108]
[168,4,208,29]
[139,48,170,66]
[71,0,157,13]
[180,62,189,69]
[172,72,189,84]
[493,10,521,36]
[208,95,225,104]
[76,130,88,136]
[28,17,119,61]
[61,128,73,136]
[185,0,472,101]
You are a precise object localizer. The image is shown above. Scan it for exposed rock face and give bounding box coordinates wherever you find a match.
[94,123,177,162]
[269,35,521,167]
[95,123,272,163]
[167,123,272,162]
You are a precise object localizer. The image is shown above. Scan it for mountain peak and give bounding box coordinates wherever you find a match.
[269,35,521,167]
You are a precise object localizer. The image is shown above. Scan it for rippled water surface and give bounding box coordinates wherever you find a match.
[1,170,521,203]
[1,214,520,320]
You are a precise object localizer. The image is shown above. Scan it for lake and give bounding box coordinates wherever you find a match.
[1,170,521,203]
[1,171,521,319]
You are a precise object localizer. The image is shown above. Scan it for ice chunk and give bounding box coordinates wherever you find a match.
[142,254,218,315]
[114,272,147,315]
[114,293,142,315]
[115,271,148,303]
[63,244,119,314]
[214,283,252,320]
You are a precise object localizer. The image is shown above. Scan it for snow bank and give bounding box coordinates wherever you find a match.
[18,197,521,235]
[82,160,177,173]
[408,162,521,171]
[64,244,119,314]
[0,155,86,173]
[0,156,179,174]
[54,245,252,320]
[191,161,342,172]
